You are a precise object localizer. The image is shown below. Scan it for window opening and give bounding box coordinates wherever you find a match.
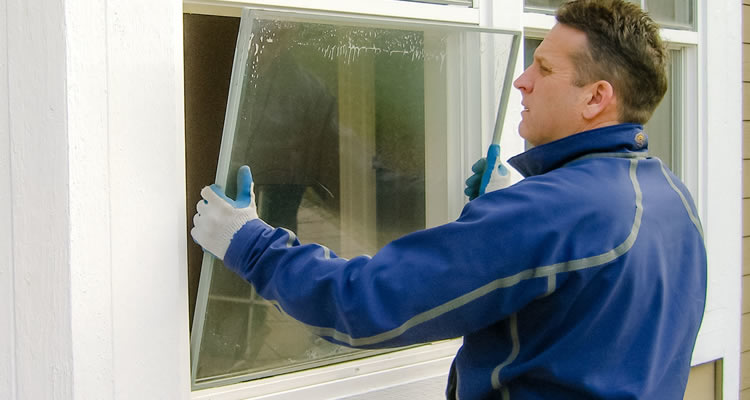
[187,9,520,390]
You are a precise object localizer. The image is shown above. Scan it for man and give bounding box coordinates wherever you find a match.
[192,0,707,398]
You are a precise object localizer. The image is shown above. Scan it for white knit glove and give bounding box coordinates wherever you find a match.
[191,165,259,260]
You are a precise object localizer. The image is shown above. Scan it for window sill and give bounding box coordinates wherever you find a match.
[191,339,462,400]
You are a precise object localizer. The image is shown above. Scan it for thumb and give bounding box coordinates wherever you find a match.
[235,165,254,207]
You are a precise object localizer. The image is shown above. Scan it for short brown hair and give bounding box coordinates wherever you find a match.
[556,0,667,124]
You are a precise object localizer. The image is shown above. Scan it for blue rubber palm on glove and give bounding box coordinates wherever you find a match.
[464,144,510,200]
[191,165,259,260]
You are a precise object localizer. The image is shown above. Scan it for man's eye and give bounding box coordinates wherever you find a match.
[539,65,551,74]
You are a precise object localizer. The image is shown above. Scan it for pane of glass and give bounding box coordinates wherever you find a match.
[646,0,694,29]
[524,0,565,12]
[644,49,682,175]
[524,38,542,70]
[191,9,520,389]
[525,0,695,30]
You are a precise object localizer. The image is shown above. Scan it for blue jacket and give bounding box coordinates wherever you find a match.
[224,123,707,399]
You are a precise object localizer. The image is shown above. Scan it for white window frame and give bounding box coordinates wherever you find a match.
[183,0,480,24]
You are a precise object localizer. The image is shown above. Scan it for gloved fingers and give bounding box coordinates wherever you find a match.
[190,225,220,260]
[201,184,232,208]
[196,197,209,216]
[234,166,254,207]
[192,211,202,229]
[471,157,487,174]
[465,172,481,188]
[190,223,206,247]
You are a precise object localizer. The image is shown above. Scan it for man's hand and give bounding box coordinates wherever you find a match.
[191,165,259,260]
[464,145,510,200]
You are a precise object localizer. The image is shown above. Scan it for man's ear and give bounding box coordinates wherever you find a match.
[582,80,616,120]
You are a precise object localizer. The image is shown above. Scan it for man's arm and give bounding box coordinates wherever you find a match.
[192,166,557,349]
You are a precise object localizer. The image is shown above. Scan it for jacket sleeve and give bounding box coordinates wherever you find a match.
[221,179,585,349]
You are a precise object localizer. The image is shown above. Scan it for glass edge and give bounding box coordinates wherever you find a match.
[246,7,521,36]
[214,8,258,188]
[190,253,217,388]
[191,8,257,389]
[491,33,521,145]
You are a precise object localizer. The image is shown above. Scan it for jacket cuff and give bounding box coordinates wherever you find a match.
[223,218,273,276]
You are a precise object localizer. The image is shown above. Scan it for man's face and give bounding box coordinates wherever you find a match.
[513,24,592,147]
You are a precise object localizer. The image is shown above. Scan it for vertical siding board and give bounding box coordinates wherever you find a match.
[5,0,74,398]
[0,0,14,396]
[684,362,717,400]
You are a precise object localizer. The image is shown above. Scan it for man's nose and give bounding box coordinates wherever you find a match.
[513,69,531,92]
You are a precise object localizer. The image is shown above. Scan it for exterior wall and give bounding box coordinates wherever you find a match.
[685,361,721,400]
[0,0,191,398]
[2,1,74,398]
[0,0,13,396]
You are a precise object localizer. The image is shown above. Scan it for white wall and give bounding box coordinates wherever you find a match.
[0,0,14,397]
[0,0,191,398]
[2,0,74,398]
[67,0,114,397]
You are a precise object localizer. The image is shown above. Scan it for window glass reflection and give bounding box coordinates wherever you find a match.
[643,49,682,176]
[190,12,519,389]
[645,0,694,29]
[196,19,430,387]
[524,0,565,10]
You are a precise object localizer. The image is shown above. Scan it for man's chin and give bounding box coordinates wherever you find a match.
[518,126,534,146]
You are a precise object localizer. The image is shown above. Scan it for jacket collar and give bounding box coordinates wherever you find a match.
[507,123,647,178]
